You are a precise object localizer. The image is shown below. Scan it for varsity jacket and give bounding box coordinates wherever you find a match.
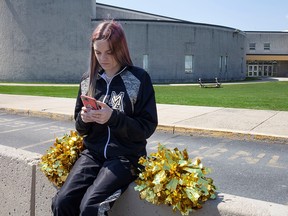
[74,66,158,167]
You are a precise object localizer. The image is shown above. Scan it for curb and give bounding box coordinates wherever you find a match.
[157,125,288,144]
[0,107,74,121]
[2,107,288,144]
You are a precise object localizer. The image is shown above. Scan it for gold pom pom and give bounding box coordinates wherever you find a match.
[134,144,217,215]
[39,131,84,188]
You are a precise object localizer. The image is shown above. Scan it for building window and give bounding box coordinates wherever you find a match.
[224,56,228,72]
[143,54,149,71]
[241,57,244,73]
[185,55,193,73]
[249,43,256,50]
[219,56,223,72]
[264,43,270,50]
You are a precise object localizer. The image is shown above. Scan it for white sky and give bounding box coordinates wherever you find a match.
[96,0,288,31]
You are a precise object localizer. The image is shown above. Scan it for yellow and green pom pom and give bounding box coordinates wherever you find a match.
[135,144,217,215]
[39,131,84,188]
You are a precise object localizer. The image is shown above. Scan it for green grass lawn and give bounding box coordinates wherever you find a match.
[154,82,288,111]
[0,86,79,98]
[0,82,288,111]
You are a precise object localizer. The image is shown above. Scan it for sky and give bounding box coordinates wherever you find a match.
[96,0,288,31]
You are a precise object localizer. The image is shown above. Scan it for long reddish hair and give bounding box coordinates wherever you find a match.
[88,20,133,96]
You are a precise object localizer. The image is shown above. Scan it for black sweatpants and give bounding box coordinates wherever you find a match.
[51,149,137,216]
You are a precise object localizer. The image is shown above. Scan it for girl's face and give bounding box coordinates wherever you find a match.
[93,40,121,75]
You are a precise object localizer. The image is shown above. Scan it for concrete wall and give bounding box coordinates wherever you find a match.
[278,61,288,77]
[0,0,94,83]
[246,32,288,55]
[96,4,246,83]
[245,32,288,77]
[0,2,246,84]
[120,21,246,82]
[1,144,288,216]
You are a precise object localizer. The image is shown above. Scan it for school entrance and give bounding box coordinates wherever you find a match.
[247,62,276,77]
[246,54,288,77]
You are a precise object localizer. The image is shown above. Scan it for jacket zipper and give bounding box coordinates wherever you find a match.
[103,80,111,159]
[101,67,127,159]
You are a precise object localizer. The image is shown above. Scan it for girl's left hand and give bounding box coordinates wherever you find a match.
[91,101,113,124]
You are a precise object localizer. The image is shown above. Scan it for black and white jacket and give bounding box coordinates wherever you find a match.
[74,65,158,167]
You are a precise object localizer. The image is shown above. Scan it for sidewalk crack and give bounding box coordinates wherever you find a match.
[249,111,279,132]
[173,108,225,124]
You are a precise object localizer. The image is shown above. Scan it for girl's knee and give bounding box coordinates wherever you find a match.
[79,200,95,215]
[52,193,78,215]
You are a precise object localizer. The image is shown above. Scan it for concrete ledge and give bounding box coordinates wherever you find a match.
[0,145,40,216]
[0,144,288,216]
[111,186,288,216]
[0,145,57,216]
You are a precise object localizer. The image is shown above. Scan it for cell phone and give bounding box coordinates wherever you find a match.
[80,95,99,110]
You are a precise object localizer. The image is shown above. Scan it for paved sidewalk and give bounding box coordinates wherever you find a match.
[1,93,288,141]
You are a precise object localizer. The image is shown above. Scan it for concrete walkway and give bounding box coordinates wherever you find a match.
[0,93,287,141]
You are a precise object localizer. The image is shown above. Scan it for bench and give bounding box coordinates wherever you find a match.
[198,77,221,88]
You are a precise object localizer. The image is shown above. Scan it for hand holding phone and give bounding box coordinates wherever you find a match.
[80,95,99,110]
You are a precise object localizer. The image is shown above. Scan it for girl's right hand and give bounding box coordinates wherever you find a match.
[80,107,95,123]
